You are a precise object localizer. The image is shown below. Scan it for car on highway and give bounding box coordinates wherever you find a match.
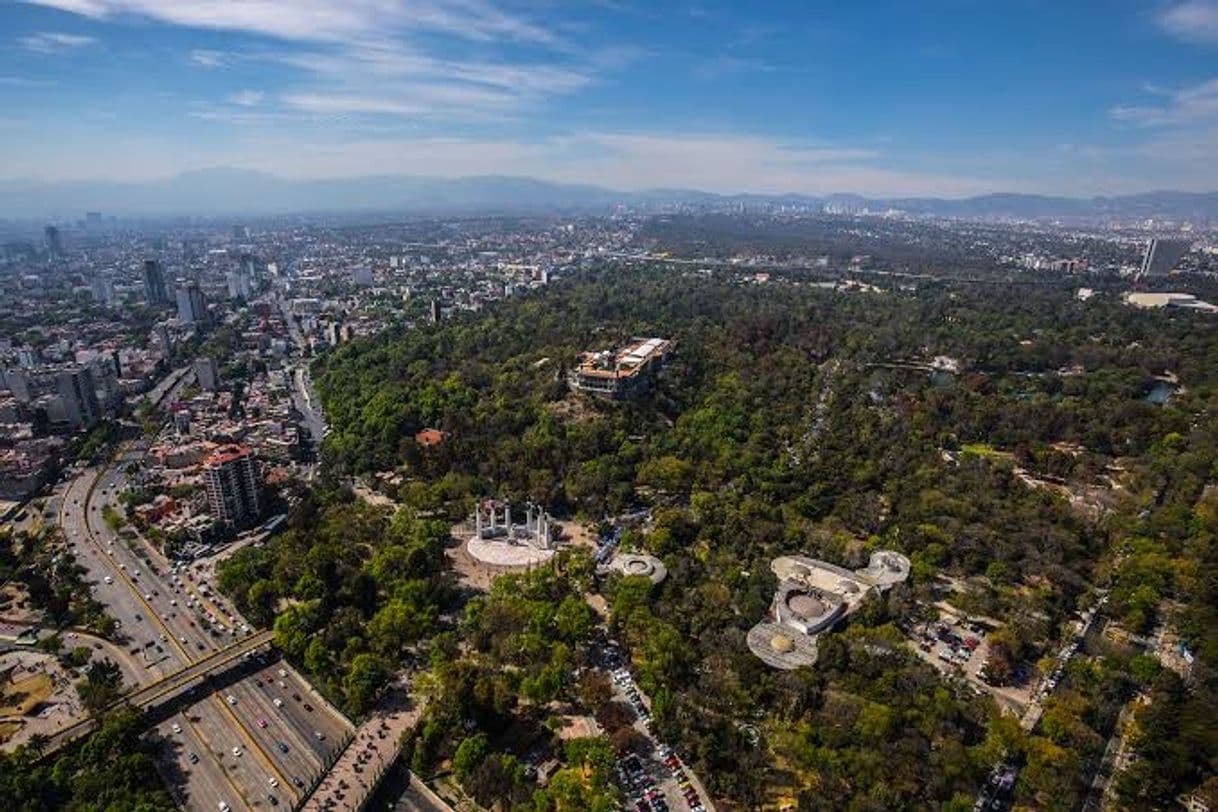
[268,778,278,788]
[273,697,283,708]
[171,723,182,734]
[258,718,268,728]
[231,746,242,756]
[277,741,290,754]
[226,694,237,705]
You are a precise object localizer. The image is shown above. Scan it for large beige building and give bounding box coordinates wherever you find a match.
[203,444,262,528]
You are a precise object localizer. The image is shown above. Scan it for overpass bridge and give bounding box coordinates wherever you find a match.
[41,630,275,756]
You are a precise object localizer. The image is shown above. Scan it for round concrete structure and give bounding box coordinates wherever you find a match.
[466,536,556,570]
[746,621,819,670]
[774,583,844,635]
[605,552,667,585]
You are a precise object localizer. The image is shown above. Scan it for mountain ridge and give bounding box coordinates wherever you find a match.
[2,168,1216,221]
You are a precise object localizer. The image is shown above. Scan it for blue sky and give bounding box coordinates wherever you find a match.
[2,0,1217,196]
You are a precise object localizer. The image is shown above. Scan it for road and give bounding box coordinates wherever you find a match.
[291,366,327,444]
[57,441,354,810]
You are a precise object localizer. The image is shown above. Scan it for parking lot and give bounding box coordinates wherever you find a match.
[604,644,710,812]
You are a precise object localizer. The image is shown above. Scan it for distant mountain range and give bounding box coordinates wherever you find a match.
[2,168,1217,221]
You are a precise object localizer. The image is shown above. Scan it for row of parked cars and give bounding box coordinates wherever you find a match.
[605,647,706,812]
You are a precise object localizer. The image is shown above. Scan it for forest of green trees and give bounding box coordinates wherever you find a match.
[304,265,1218,808]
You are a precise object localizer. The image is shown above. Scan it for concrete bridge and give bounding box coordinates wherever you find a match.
[40,629,275,756]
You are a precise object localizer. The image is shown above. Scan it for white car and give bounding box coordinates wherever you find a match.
[272,698,284,708]
[226,694,237,705]
[103,576,113,584]
[268,778,279,788]
[231,746,242,756]
[171,723,182,734]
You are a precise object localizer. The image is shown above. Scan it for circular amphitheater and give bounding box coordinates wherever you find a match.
[466,536,556,570]
[746,621,819,670]
[775,583,844,635]
[605,552,668,584]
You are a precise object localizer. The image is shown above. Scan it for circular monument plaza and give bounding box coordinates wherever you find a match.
[464,501,557,571]
[604,552,668,584]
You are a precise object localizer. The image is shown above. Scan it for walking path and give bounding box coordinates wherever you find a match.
[303,675,424,811]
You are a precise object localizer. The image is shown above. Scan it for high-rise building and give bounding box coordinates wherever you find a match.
[56,366,101,429]
[44,225,62,256]
[226,268,253,300]
[194,356,220,391]
[176,282,208,325]
[203,444,262,527]
[1139,238,1192,278]
[430,299,441,324]
[90,276,115,305]
[154,324,172,358]
[5,368,31,403]
[142,259,168,305]
[16,346,39,369]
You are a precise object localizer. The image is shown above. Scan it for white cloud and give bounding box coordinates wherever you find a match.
[0,76,58,86]
[1110,77,1218,125]
[1159,1,1218,44]
[196,131,994,197]
[23,0,601,125]
[21,0,559,46]
[20,31,96,53]
[189,49,231,68]
[279,94,426,116]
[267,43,593,121]
[229,89,265,107]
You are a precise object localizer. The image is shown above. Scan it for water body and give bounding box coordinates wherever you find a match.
[1145,380,1176,405]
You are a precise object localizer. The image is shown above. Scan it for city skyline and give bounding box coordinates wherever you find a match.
[2,1,1218,198]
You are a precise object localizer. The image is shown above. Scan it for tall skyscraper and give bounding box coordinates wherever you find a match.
[142,259,168,305]
[154,324,172,358]
[204,444,262,527]
[56,366,101,429]
[1139,238,1191,278]
[176,282,208,325]
[194,356,220,391]
[5,368,31,403]
[90,276,115,305]
[44,225,62,256]
[226,268,253,300]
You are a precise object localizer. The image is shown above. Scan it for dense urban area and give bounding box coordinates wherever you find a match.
[1,204,1217,812]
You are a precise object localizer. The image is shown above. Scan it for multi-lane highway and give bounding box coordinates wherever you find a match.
[59,440,353,810]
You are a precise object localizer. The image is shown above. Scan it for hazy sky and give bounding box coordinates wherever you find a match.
[2,0,1218,196]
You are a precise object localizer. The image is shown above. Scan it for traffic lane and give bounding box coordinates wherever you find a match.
[207,690,296,808]
[85,512,221,659]
[63,496,189,677]
[78,522,194,673]
[228,678,317,798]
[273,662,353,741]
[152,712,233,812]
[191,698,272,810]
[263,663,353,759]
